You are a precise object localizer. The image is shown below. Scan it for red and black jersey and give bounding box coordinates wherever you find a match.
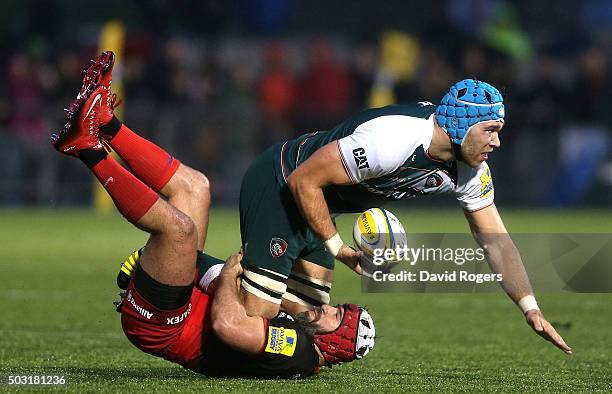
[196,312,319,379]
[121,277,318,379]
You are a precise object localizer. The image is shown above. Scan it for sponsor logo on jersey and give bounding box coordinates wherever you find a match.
[425,173,444,189]
[166,303,192,325]
[270,238,288,258]
[265,326,297,357]
[352,147,370,170]
[480,165,493,198]
[126,290,153,320]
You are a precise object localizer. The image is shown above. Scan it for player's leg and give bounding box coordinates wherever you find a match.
[98,116,212,288]
[238,148,301,318]
[159,165,210,250]
[53,78,197,288]
[282,259,333,315]
[63,148,197,287]
[92,58,210,249]
[136,163,210,287]
[281,230,335,315]
[98,117,212,244]
[238,146,335,318]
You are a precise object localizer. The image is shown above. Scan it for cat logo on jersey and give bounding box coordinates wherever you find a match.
[352,147,370,170]
[265,326,297,357]
[480,164,493,198]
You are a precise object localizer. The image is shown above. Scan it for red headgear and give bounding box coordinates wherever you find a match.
[313,303,376,366]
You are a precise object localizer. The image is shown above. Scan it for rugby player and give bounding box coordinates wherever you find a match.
[238,78,572,354]
[51,52,376,378]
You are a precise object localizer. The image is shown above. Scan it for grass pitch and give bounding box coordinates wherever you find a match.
[1,208,611,392]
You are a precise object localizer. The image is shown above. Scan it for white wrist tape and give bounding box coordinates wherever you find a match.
[199,264,224,293]
[324,233,344,257]
[518,295,540,314]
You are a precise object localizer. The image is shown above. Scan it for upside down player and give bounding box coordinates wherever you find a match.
[51,52,375,378]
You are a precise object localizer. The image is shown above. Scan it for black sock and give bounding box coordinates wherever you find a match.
[79,149,108,169]
[99,116,123,140]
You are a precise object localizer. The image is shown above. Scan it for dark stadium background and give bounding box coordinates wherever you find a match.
[1,0,611,207]
[1,1,611,392]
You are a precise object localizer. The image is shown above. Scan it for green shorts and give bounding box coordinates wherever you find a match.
[239,145,335,281]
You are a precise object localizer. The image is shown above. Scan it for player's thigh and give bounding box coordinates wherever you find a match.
[282,257,334,315]
[138,201,198,286]
[161,163,211,249]
[240,222,301,316]
[239,148,305,311]
[282,236,335,313]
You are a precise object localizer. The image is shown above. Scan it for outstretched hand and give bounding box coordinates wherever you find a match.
[525,309,572,355]
[336,245,363,275]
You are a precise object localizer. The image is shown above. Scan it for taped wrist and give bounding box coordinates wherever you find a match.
[324,233,344,257]
[518,295,540,314]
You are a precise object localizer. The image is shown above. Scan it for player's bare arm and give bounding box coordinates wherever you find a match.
[465,204,572,355]
[211,250,267,354]
[286,142,363,274]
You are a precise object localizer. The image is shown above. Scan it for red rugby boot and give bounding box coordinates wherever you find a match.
[96,51,122,127]
[52,85,105,156]
[52,51,115,155]
[63,51,115,124]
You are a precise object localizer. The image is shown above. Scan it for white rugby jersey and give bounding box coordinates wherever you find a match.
[274,103,494,213]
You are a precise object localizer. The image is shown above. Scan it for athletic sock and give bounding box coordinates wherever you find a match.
[196,251,225,292]
[100,116,180,192]
[79,149,159,223]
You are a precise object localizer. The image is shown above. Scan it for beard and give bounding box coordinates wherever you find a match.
[294,311,318,337]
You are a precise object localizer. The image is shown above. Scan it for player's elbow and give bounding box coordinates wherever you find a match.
[211,313,240,344]
[286,172,301,194]
[287,170,317,197]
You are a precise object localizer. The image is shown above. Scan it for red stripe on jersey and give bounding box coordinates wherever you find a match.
[280,141,289,183]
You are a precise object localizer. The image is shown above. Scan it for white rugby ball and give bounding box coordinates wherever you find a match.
[352,208,408,268]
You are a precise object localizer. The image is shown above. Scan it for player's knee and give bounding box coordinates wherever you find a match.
[168,210,198,247]
[177,167,210,208]
[191,171,211,207]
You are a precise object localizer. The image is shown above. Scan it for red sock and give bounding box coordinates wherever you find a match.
[81,150,159,223]
[101,118,180,192]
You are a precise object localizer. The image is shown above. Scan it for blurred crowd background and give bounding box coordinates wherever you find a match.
[1,0,611,207]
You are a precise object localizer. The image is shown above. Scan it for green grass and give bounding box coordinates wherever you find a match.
[1,208,611,392]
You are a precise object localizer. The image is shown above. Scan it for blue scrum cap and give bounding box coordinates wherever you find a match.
[435,79,505,145]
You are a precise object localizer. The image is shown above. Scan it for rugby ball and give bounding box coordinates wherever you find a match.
[353,208,408,274]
